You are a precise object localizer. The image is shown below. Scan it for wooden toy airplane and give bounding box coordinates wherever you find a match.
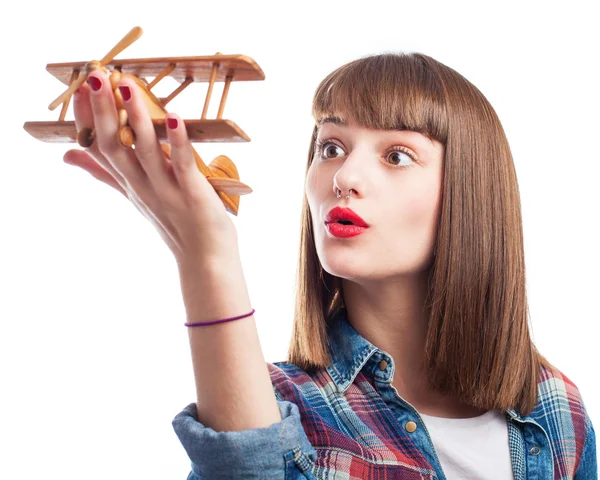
[23,26,265,216]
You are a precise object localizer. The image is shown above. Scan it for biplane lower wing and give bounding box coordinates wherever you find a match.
[23,119,251,143]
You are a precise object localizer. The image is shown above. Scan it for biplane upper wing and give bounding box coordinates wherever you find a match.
[46,55,265,85]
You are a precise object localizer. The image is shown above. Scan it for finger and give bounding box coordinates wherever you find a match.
[165,114,220,205]
[116,76,173,194]
[72,81,94,133]
[63,149,128,198]
[73,73,127,190]
[86,70,147,184]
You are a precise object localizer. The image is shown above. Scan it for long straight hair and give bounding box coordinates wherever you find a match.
[287,52,553,416]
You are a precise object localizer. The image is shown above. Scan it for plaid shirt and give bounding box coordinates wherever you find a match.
[172,308,597,479]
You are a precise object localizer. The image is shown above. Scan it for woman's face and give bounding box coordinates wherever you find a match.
[305,117,445,281]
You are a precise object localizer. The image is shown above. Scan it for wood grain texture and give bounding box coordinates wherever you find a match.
[23,119,251,143]
[46,55,265,85]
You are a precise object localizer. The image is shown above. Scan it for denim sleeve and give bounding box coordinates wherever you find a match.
[171,397,318,480]
[574,413,597,479]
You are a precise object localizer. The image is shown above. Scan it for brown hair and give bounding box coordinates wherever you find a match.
[286,52,554,416]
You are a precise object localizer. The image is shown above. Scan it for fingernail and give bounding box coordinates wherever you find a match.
[167,118,178,130]
[119,86,131,101]
[87,75,102,92]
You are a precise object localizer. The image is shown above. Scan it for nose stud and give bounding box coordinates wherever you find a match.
[336,188,353,199]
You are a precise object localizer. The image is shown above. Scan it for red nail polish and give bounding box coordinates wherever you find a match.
[87,76,102,91]
[119,86,131,101]
[167,118,178,130]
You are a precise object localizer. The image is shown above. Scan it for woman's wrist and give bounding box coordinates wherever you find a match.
[176,251,251,323]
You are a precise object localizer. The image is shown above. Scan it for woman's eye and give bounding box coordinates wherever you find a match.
[385,150,414,168]
[320,142,344,159]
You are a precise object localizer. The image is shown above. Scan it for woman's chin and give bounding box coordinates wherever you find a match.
[320,257,371,281]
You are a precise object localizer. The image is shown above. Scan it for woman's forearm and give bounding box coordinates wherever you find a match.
[177,256,282,432]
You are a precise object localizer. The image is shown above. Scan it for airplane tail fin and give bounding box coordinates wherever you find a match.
[163,144,251,217]
[207,154,241,216]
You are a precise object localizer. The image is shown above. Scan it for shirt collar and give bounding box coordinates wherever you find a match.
[325,307,530,422]
[326,307,388,393]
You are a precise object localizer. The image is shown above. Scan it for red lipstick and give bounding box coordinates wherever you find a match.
[325,207,370,238]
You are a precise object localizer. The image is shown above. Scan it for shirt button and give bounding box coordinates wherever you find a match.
[405,421,418,433]
[379,360,388,370]
[529,446,541,456]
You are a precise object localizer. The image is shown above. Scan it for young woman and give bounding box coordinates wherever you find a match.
[66,52,596,479]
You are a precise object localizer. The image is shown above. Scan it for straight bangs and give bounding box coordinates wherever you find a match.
[311,53,449,146]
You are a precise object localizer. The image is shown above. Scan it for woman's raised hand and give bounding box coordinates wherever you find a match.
[63,69,239,266]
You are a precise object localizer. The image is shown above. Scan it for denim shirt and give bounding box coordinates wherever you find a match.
[172,308,597,479]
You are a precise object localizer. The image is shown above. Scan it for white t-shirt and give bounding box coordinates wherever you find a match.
[419,409,514,480]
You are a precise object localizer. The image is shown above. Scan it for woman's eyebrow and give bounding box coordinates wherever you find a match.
[319,116,346,126]
[319,116,418,136]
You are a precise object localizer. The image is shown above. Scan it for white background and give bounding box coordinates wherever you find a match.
[1,0,598,478]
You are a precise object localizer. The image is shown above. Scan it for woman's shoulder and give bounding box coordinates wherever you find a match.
[533,362,592,475]
[535,362,589,417]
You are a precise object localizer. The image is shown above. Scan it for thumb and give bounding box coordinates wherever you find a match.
[63,149,127,198]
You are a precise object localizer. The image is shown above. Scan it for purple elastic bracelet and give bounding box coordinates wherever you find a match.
[184,308,255,327]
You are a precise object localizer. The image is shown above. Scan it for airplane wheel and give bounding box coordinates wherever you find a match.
[118,126,135,148]
[77,128,95,148]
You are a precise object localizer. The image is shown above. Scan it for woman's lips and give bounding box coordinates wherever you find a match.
[325,207,369,227]
[326,223,369,238]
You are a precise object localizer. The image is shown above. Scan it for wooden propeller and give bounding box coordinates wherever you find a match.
[48,26,143,111]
